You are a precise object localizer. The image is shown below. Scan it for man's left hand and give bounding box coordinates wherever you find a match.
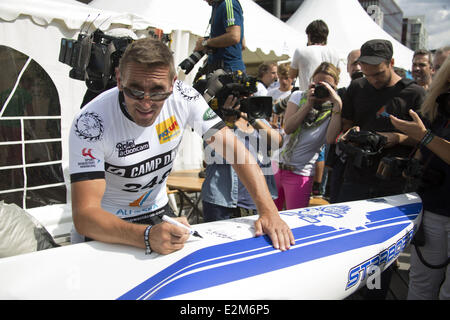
[254,214,295,251]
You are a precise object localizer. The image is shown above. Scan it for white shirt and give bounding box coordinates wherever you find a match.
[290,45,342,91]
[254,81,268,96]
[267,87,292,104]
[69,81,223,219]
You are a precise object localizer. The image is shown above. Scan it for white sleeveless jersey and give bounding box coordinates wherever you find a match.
[69,81,223,219]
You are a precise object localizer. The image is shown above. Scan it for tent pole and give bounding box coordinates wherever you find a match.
[273,0,281,19]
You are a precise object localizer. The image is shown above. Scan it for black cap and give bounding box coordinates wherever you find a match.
[358,39,393,65]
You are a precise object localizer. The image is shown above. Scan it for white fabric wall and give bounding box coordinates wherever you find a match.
[0,0,194,235]
[89,0,305,64]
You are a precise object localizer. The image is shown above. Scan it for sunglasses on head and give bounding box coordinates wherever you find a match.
[121,86,172,101]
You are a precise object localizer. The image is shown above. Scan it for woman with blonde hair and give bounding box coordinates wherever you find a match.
[273,62,342,210]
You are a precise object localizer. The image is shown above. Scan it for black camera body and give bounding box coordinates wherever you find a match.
[376,156,423,180]
[240,96,273,120]
[313,83,329,99]
[376,155,445,192]
[59,29,133,92]
[194,69,272,120]
[338,129,387,169]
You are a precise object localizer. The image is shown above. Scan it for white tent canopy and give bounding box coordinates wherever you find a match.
[0,0,207,174]
[0,0,205,235]
[0,0,152,31]
[287,0,414,72]
[88,0,305,72]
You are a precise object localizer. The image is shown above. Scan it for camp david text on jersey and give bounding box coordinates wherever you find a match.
[105,149,176,178]
[69,81,223,219]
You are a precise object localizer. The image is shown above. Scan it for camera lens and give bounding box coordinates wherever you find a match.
[351,71,364,80]
[178,51,205,74]
[313,84,329,99]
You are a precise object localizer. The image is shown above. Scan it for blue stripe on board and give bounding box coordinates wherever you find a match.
[365,203,421,223]
[146,223,411,300]
[122,215,418,300]
[118,203,420,300]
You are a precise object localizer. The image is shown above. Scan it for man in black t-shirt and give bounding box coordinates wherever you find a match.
[335,39,425,300]
[338,39,426,202]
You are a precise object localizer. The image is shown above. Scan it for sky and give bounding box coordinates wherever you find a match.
[396,0,450,50]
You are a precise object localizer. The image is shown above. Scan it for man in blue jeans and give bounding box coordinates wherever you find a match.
[201,95,282,222]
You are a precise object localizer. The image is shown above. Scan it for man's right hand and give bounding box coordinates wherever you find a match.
[194,37,208,52]
[148,217,191,255]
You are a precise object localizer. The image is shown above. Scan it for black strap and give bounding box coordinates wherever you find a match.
[83,203,176,242]
[413,244,449,269]
[122,203,176,225]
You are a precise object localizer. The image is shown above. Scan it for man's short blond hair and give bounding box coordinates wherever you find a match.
[119,37,176,80]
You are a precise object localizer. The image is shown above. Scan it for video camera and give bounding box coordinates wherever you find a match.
[337,128,387,169]
[59,29,133,92]
[376,153,445,192]
[376,156,423,181]
[194,69,272,120]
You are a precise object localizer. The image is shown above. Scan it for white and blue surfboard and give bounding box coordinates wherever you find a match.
[0,193,421,300]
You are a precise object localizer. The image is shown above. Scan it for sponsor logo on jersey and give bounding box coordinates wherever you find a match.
[176,80,201,101]
[75,112,104,142]
[203,108,218,121]
[105,149,176,178]
[77,148,100,168]
[82,148,96,159]
[116,139,149,157]
[129,190,154,207]
[116,204,158,217]
[156,116,180,144]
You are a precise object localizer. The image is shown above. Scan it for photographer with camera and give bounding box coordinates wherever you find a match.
[201,90,283,223]
[390,56,450,300]
[327,39,426,299]
[273,62,341,210]
[193,0,245,74]
[332,39,426,202]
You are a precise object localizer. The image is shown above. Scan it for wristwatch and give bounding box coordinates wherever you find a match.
[202,39,209,47]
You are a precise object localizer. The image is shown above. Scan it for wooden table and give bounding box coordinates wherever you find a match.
[166,169,204,222]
